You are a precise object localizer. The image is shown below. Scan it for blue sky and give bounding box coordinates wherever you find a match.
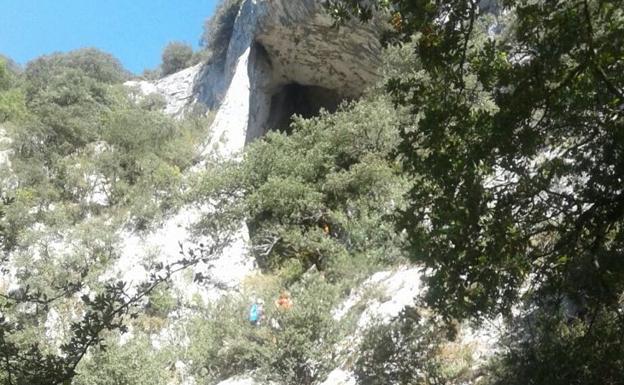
[0,0,219,74]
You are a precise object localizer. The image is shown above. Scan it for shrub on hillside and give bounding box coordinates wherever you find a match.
[0,58,12,91]
[186,273,346,385]
[161,42,194,76]
[0,92,26,124]
[74,334,171,385]
[194,95,410,279]
[25,48,127,89]
[355,307,473,385]
[486,307,624,385]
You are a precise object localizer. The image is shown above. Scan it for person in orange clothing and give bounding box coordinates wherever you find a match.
[275,289,293,310]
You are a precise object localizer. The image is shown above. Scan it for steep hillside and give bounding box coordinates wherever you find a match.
[2,0,622,384]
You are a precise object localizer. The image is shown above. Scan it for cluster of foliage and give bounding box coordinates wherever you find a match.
[355,307,473,385]
[0,47,214,385]
[73,334,172,385]
[329,0,624,324]
[161,42,194,76]
[326,0,624,382]
[194,94,411,281]
[0,229,220,385]
[0,57,26,123]
[2,48,207,251]
[185,273,349,385]
[487,307,624,385]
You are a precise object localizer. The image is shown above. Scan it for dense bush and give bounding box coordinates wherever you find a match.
[486,306,624,385]
[2,47,209,235]
[74,334,171,385]
[25,48,126,89]
[324,1,624,383]
[0,58,26,122]
[161,41,194,76]
[194,95,410,279]
[355,307,473,385]
[16,49,125,156]
[0,58,12,91]
[0,45,207,383]
[186,273,347,385]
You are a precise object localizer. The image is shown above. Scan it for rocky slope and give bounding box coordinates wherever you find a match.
[0,1,506,384]
[123,0,383,301]
[123,1,503,384]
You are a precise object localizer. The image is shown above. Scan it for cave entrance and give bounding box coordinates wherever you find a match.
[266,83,344,133]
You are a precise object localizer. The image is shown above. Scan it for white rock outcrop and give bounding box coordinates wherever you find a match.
[333,267,425,328]
[0,126,13,180]
[132,0,381,159]
[126,64,203,117]
[318,368,356,385]
[214,377,257,385]
[201,0,382,156]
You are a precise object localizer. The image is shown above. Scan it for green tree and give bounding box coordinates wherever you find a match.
[0,59,11,91]
[355,307,471,385]
[328,0,624,320]
[186,273,345,385]
[0,44,214,384]
[487,307,624,385]
[73,334,171,385]
[161,42,193,76]
[327,0,624,382]
[11,49,125,162]
[24,48,126,90]
[0,57,26,123]
[0,191,11,253]
[195,95,410,278]
[0,243,221,385]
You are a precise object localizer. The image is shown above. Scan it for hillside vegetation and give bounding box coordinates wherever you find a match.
[1,1,624,385]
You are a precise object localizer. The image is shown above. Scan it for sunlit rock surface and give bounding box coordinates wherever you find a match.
[5,0,507,382]
[132,0,381,159]
[0,127,11,167]
[126,64,203,117]
[121,0,384,302]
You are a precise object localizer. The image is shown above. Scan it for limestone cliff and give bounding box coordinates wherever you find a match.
[132,0,381,157]
[122,0,384,301]
[119,1,501,384]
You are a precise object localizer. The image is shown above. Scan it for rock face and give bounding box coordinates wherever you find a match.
[118,3,506,384]
[123,0,384,301]
[218,0,380,154]
[126,64,203,117]
[113,4,386,382]
[136,0,382,158]
[0,126,12,173]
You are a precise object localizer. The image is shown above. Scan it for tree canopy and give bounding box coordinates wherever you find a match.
[328,0,624,319]
[326,0,624,383]
[161,42,194,76]
[0,48,210,385]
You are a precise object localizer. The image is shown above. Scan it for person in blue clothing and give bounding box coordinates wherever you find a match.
[249,298,265,326]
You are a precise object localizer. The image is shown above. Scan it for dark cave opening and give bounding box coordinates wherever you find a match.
[266,83,344,133]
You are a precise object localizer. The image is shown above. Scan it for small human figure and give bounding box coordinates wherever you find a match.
[249,298,265,326]
[275,289,293,310]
